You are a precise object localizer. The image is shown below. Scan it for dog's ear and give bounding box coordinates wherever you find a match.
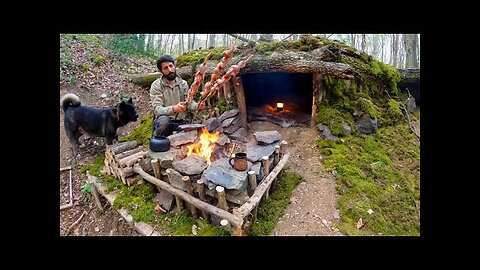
[128,97,133,104]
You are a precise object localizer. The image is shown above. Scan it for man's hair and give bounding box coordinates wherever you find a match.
[156,55,175,71]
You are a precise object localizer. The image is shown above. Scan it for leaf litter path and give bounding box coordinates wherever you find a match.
[247,121,343,236]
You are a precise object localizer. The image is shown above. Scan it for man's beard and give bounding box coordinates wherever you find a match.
[165,72,176,81]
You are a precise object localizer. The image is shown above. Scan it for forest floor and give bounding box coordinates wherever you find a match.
[59,35,342,236]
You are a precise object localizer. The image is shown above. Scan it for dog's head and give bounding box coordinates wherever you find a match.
[118,97,139,125]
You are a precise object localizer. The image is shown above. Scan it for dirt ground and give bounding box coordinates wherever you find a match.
[247,121,342,236]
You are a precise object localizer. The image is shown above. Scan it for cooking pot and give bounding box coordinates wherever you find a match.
[149,136,171,152]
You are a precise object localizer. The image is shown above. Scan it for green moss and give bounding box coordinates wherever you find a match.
[216,97,234,113]
[315,103,354,137]
[80,155,105,177]
[119,113,153,146]
[80,63,89,72]
[176,46,228,68]
[383,99,404,126]
[317,124,420,236]
[64,34,102,46]
[250,171,304,236]
[357,97,380,119]
[91,53,106,66]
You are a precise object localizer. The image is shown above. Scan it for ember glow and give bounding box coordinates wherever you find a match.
[186,127,220,165]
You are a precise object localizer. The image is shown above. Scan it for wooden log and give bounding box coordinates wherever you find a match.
[118,151,147,167]
[216,186,228,211]
[115,146,143,160]
[182,176,198,218]
[108,141,137,154]
[235,154,290,221]
[196,180,210,222]
[134,165,240,227]
[233,77,248,130]
[261,156,270,200]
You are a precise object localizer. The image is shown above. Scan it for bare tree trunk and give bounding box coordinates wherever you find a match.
[391,34,399,68]
[208,34,216,48]
[191,34,196,50]
[403,34,416,68]
[169,34,176,55]
[351,34,355,48]
[381,34,385,63]
[260,34,273,41]
[361,34,366,52]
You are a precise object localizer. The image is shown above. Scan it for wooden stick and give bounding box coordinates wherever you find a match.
[65,211,87,236]
[235,154,290,221]
[60,203,73,210]
[261,156,270,200]
[216,186,228,211]
[60,166,71,172]
[196,180,210,222]
[134,165,240,227]
[182,176,198,218]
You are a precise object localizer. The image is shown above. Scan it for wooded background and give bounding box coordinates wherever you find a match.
[107,34,420,69]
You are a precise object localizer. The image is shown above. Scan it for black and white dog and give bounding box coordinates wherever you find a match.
[60,93,138,154]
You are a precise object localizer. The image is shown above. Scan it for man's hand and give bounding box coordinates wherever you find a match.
[173,101,187,113]
[197,101,206,111]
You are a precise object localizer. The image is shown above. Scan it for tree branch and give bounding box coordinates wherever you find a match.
[282,34,294,41]
[228,34,251,43]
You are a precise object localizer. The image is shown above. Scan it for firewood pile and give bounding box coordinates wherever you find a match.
[103,141,148,186]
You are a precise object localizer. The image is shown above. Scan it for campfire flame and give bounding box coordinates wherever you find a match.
[186,127,220,165]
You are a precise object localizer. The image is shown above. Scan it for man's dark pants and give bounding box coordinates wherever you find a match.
[153,115,173,137]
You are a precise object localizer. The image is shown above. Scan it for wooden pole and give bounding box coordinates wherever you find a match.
[196,180,210,223]
[271,145,281,192]
[216,186,228,211]
[90,182,104,213]
[166,168,184,211]
[233,77,248,130]
[220,219,234,235]
[151,159,162,192]
[281,141,288,157]
[235,154,290,221]
[274,145,280,165]
[261,156,270,200]
[182,176,198,218]
[134,165,241,227]
[247,171,258,223]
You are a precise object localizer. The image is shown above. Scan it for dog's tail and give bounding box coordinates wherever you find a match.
[60,93,81,112]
